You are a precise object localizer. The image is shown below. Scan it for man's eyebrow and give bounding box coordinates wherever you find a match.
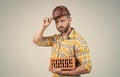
[55,20,59,22]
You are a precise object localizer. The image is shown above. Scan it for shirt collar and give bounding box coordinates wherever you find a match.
[68,28,76,39]
[59,28,76,40]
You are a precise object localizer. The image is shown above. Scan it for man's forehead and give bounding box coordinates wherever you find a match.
[55,16,67,21]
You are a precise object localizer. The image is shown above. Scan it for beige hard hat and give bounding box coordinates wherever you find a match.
[52,6,71,20]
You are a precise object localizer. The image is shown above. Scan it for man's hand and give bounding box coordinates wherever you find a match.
[41,17,52,28]
[49,65,62,75]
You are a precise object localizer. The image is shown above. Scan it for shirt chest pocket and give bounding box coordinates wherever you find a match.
[61,44,75,57]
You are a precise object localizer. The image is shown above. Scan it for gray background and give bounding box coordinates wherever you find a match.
[0,0,120,77]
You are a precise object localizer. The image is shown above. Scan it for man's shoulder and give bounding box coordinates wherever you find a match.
[74,32,87,42]
[74,31,81,39]
[52,34,61,40]
[53,34,60,37]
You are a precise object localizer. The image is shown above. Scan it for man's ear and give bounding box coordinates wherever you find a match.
[69,17,72,22]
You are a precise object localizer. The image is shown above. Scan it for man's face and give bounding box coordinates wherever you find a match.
[55,16,71,33]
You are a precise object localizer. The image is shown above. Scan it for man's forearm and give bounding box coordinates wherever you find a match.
[33,26,46,44]
[33,17,52,44]
[61,66,90,76]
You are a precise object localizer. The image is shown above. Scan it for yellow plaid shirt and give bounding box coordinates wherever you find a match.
[37,28,92,77]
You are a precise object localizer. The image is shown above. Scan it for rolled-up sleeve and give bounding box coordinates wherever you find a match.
[75,38,92,71]
[36,36,54,46]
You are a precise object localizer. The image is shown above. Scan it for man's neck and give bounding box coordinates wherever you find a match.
[62,27,72,39]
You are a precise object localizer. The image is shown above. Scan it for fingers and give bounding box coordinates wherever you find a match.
[43,17,52,23]
[53,67,62,72]
[48,17,52,23]
[49,66,55,73]
[48,65,53,71]
[41,17,52,27]
[49,66,62,74]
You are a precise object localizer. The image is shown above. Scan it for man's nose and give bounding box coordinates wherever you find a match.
[58,22,63,27]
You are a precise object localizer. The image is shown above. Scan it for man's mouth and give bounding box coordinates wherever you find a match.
[59,26,64,29]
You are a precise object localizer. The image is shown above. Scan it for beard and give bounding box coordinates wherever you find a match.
[57,24,70,33]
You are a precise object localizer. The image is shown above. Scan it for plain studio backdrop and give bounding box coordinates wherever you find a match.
[0,0,120,77]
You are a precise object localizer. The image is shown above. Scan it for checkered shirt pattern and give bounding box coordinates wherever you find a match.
[36,28,92,77]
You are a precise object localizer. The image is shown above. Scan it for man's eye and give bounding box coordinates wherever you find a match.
[55,21,59,23]
[61,20,65,22]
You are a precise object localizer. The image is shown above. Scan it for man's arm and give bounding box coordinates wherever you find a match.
[61,66,90,76]
[49,65,90,76]
[33,17,52,44]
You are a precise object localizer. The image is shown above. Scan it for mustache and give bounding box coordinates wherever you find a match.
[59,26,65,29]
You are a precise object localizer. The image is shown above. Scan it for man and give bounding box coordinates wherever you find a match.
[33,6,92,77]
